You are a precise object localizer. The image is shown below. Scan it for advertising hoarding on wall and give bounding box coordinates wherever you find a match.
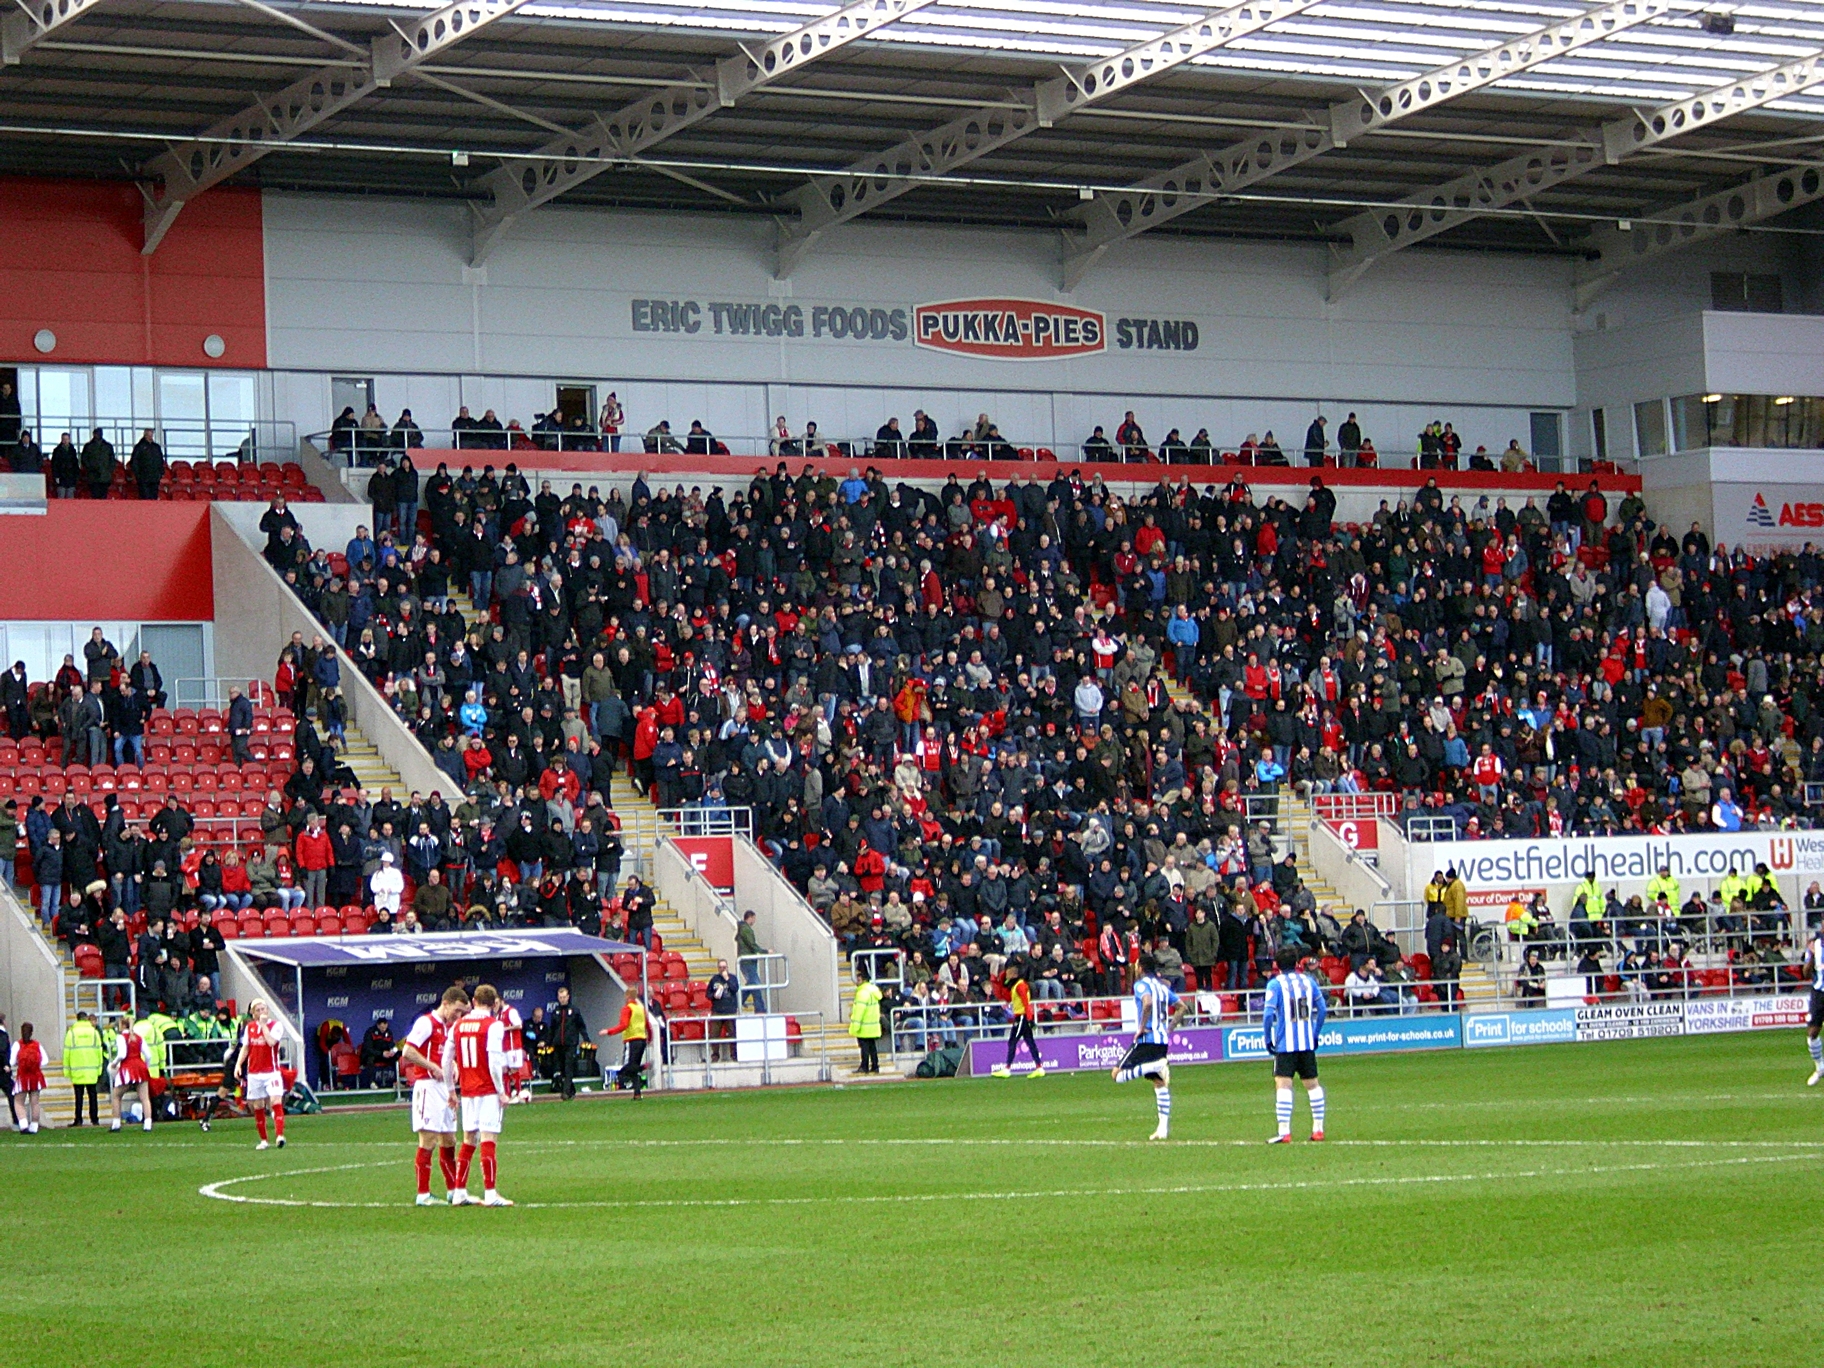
[965,1027,1223,1077]
[1573,1001,1686,1042]
[1408,831,1824,903]
[1462,1008,1579,1048]
[1681,993,1809,1034]
[1224,1015,1463,1060]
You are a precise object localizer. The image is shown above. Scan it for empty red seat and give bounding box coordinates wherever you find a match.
[290,914,318,936]
[316,914,343,935]
[74,945,105,978]
[172,710,199,735]
[216,918,239,940]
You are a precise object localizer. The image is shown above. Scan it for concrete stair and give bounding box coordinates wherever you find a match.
[330,722,407,798]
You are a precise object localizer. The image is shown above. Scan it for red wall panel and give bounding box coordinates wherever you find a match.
[0,503,213,620]
[0,178,265,369]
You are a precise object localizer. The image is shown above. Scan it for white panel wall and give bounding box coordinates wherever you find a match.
[1703,311,1824,397]
[261,191,1578,453]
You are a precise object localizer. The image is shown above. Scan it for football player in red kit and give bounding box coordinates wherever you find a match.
[401,986,470,1206]
[236,999,288,1149]
[496,998,531,1102]
[448,984,512,1207]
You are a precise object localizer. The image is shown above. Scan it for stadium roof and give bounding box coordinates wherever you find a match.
[5,0,1824,265]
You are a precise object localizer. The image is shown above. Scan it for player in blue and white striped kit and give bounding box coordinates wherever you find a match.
[1262,948,1328,1143]
[1110,954,1185,1140]
[1804,932,1824,1086]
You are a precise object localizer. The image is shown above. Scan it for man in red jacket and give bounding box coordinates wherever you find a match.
[295,813,333,909]
[853,841,886,897]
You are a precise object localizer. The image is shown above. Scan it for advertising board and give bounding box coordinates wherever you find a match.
[1462,1008,1579,1048]
[1681,993,1809,1034]
[1224,1015,1462,1061]
[965,1026,1223,1078]
[1573,1001,1685,1041]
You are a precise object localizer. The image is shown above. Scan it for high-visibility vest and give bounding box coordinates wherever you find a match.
[62,1022,106,1085]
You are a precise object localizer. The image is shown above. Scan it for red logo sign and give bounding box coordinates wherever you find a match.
[671,835,734,893]
[913,298,1105,360]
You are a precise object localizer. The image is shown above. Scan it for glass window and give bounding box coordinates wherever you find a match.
[1591,409,1607,462]
[94,368,133,441]
[1670,395,1712,452]
[158,372,208,458]
[1529,412,1562,460]
[207,372,258,457]
[34,369,91,441]
[1633,399,1669,458]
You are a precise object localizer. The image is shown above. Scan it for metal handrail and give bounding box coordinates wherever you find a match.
[652,1008,830,1088]
[849,947,904,998]
[306,427,1615,474]
[19,418,297,463]
[1404,815,1462,842]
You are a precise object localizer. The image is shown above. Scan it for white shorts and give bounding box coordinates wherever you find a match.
[411,1079,456,1134]
[245,1071,286,1104]
[459,1093,503,1136]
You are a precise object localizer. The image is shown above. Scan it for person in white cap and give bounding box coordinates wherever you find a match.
[370,849,405,917]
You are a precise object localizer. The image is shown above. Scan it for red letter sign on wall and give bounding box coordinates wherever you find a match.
[672,836,734,893]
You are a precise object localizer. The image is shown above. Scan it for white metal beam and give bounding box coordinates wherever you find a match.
[141,0,531,253]
[1061,0,1670,289]
[468,0,941,266]
[3,0,108,65]
[1328,46,1824,296]
[774,0,1320,278]
[1573,163,1824,307]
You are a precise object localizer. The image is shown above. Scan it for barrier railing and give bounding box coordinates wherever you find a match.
[18,419,297,463]
[1313,792,1398,823]
[649,1008,831,1088]
[618,805,753,878]
[72,976,135,1026]
[849,947,904,999]
[885,975,1477,1057]
[737,951,789,1014]
[306,427,1625,475]
[1485,904,1810,970]
[1404,815,1462,842]
[1806,782,1824,810]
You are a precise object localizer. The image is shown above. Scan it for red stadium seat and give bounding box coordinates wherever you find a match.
[172,709,199,736]
[216,918,239,940]
[74,945,104,978]
[40,772,65,800]
[317,914,343,935]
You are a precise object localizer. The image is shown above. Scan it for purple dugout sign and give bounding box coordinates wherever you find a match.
[965,1027,1225,1077]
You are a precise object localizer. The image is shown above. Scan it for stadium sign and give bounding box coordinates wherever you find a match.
[1713,484,1824,553]
[913,298,1105,361]
[1462,1008,1577,1048]
[964,1026,1222,1077]
[1682,994,1808,1034]
[1224,1015,1461,1059]
[1409,831,1824,896]
[1572,1001,1683,1042]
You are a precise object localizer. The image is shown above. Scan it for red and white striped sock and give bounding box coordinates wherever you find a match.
[438,1146,458,1190]
[479,1140,497,1192]
[415,1148,433,1195]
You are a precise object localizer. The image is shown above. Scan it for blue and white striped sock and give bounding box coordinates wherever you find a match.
[1115,1065,1143,1084]
[1275,1089,1294,1137]
[1309,1086,1326,1133]
[1155,1088,1171,1131]
[1809,1037,1822,1066]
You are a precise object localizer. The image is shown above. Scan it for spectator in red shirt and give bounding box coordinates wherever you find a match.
[295,813,333,908]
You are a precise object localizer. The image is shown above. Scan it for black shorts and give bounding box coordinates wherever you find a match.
[1118,1041,1170,1073]
[1274,1050,1319,1081]
[1809,990,1824,1030]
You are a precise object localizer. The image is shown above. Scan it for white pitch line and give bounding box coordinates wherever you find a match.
[16,1131,1824,1154]
[198,1149,1814,1211]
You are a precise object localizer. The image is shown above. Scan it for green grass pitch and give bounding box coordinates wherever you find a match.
[1,1031,1814,1368]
